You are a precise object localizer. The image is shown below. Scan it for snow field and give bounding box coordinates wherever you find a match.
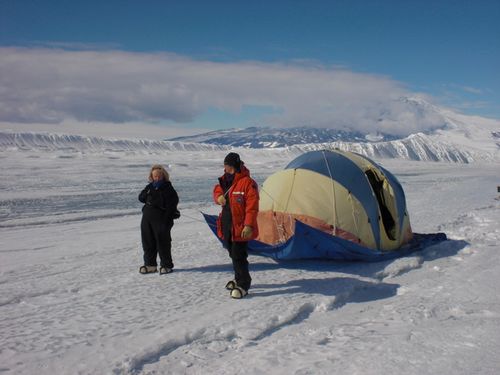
[1,150,499,374]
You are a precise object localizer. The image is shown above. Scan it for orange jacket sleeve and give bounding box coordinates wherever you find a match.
[244,179,259,228]
[213,184,224,204]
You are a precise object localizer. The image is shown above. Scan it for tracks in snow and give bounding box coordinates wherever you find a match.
[115,276,400,374]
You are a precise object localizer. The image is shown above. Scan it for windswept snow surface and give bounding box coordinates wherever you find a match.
[1,147,499,375]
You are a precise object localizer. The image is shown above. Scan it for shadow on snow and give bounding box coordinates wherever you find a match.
[175,238,468,297]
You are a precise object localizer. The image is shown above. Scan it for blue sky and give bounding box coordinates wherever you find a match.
[0,0,499,137]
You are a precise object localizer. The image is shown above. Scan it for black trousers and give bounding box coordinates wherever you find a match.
[141,213,174,269]
[225,240,251,291]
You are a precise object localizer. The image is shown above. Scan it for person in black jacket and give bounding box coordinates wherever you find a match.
[138,164,179,275]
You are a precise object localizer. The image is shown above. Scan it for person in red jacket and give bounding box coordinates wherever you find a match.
[213,152,259,299]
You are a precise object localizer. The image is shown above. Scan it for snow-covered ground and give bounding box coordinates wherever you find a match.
[1,146,499,375]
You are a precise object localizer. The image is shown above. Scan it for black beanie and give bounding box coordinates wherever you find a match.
[224,152,241,169]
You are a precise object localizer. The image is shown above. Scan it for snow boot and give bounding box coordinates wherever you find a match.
[225,280,237,290]
[159,267,173,275]
[230,286,248,299]
[139,265,157,274]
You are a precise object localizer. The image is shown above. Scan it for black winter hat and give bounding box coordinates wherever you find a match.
[224,152,241,169]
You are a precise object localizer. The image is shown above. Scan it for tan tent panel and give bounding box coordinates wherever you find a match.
[258,169,376,248]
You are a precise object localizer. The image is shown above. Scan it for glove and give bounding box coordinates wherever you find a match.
[241,225,253,239]
[217,195,226,205]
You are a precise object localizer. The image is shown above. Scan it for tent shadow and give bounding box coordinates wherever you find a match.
[247,238,466,298]
[257,238,470,279]
[418,238,469,262]
[251,276,399,301]
[175,238,469,281]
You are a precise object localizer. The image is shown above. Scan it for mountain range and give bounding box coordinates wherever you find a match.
[164,97,499,162]
[1,98,498,163]
[167,127,400,148]
[164,97,462,148]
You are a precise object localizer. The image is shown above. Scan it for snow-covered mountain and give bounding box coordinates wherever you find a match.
[167,126,399,148]
[165,98,499,162]
[165,97,500,162]
[0,132,227,153]
[165,97,459,148]
[287,133,477,163]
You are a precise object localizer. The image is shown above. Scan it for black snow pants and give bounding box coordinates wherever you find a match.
[141,208,174,269]
[226,240,251,291]
[221,200,251,291]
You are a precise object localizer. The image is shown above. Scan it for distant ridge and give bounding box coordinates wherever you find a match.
[1,131,497,163]
[287,133,476,163]
[167,126,400,148]
[0,132,228,153]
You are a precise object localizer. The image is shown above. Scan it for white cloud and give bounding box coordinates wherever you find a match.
[0,47,446,136]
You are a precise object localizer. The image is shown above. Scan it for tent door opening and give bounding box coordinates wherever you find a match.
[365,169,396,240]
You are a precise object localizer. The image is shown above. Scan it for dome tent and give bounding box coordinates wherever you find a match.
[257,149,413,252]
[203,149,446,261]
